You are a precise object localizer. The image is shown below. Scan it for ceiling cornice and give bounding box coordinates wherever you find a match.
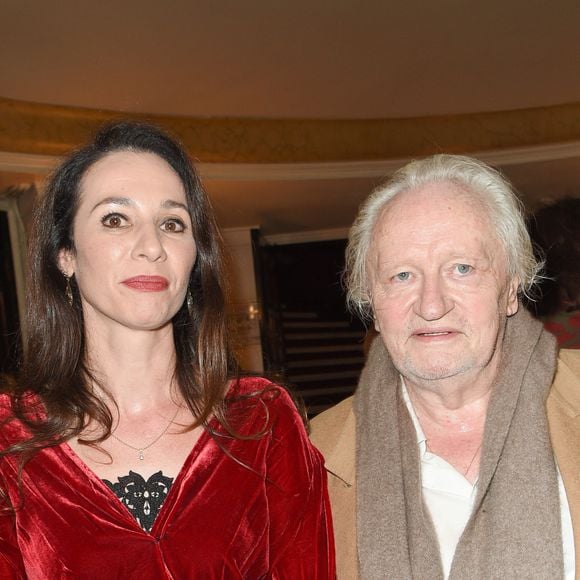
[1,96,580,164]
[3,141,580,181]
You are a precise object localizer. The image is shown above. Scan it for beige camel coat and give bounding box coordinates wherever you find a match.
[311,349,580,580]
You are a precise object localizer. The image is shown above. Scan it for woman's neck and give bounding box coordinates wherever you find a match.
[84,323,179,415]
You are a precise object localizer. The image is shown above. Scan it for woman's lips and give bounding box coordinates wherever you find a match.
[121,276,169,291]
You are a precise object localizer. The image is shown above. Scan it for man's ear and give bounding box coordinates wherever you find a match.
[58,248,76,278]
[506,276,520,317]
[369,296,381,332]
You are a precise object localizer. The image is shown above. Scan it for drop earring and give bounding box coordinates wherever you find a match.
[65,274,73,306]
[186,290,194,316]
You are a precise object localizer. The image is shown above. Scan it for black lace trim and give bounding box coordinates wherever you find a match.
[103,470,174,532]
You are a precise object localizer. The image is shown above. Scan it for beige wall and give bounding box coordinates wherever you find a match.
[221,227,263,373]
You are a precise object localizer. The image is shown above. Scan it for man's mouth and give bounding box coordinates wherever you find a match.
[419,331,450,336]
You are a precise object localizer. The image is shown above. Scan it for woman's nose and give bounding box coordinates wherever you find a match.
[131,225,167,262]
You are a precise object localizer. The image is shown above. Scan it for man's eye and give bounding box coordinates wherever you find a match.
[394,272,410,282]
[162,219,186,233]
[456,264,472,275]
[101,213,126,228]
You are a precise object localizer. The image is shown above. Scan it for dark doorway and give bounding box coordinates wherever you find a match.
[0,210,21,377]
[256,238,366,415]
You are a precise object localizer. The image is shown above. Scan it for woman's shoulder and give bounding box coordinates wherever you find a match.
[227,376,294,406]
[0,392,42,438]
[0,391,41,413]
[0,393,13,421]
[229,375,304,409]
[224,376,307,435]
[0,394,21,450]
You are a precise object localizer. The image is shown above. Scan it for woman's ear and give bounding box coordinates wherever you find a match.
[58,248,76,278]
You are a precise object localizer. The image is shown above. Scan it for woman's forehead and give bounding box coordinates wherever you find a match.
[77,150,186,206]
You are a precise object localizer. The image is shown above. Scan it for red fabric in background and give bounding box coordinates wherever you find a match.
[544,310,580,349]
[0,378,335,579]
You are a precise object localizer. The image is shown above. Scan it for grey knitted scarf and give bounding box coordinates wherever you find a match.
[355,308,562,579]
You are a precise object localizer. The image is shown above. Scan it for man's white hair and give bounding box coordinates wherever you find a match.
[345,154,542,321]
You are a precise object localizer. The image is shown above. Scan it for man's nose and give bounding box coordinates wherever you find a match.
[415,275,452,321]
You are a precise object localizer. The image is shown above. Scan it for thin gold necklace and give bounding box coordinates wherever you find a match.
[111,405,180,461]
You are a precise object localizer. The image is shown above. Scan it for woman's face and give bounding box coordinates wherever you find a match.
[59,150,197,334]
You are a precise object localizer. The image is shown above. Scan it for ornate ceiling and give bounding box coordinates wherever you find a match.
[1,0,580,235]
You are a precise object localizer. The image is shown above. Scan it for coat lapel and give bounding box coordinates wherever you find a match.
[547,349,580,580]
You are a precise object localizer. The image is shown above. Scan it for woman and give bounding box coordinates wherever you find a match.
[0,122,335,578]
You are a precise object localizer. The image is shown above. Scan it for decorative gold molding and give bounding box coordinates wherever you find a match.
[1,96,580,163]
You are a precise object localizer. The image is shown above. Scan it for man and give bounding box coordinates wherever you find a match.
[311,154,580,579]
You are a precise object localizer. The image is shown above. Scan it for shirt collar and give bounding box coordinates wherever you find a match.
[400,376,428,456]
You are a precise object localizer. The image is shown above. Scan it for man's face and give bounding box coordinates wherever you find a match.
[369,182,519,387]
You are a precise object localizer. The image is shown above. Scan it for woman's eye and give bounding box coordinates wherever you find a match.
[161,218,186,233]
[101,213,126,228]
[394,271,410,282]
[456,264,472,275]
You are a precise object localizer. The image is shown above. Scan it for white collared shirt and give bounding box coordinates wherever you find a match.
[401,380,575,579]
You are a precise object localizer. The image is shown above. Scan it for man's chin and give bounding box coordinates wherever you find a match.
[399,359,471,382]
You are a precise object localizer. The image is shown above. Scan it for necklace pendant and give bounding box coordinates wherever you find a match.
[109,404,180,461]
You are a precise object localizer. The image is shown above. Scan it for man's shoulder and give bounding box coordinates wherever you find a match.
[310,396,354,454]
[548,349,580,416]
[311,395,356,488]
[558,349,580,375]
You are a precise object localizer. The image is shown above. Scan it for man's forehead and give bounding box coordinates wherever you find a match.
[373,182,491,236]
[368,183,507,268]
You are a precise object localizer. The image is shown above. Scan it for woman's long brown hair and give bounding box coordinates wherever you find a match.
[3,121,238,459]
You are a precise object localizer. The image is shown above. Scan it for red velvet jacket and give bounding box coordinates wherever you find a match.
[0,378,335,578]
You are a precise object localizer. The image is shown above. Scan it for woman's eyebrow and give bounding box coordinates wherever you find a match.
[89,197,188,213]
[90,196,133,213]
[161,200,189,211]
